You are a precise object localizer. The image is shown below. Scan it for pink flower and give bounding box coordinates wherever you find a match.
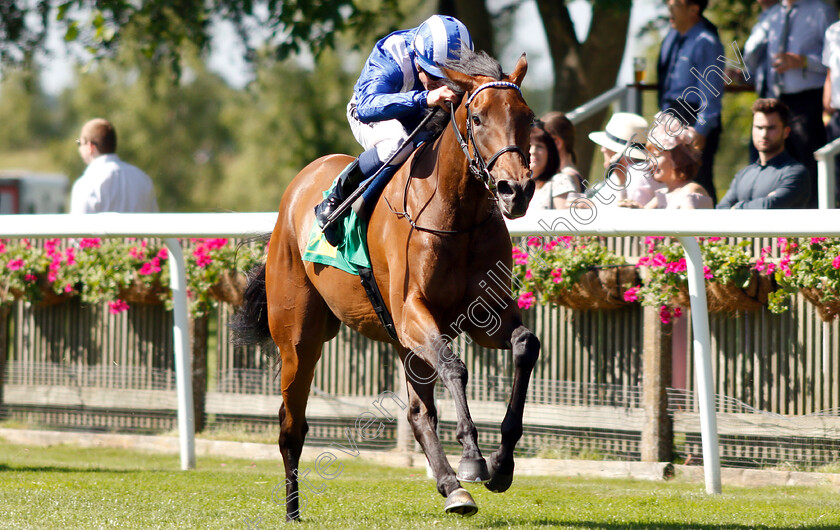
[665,258,687,274]
[551,268,563,284]
[659,305,672,325]
[525,269,533,280]
[623,286,640,303]
[48,271,57,283]
[544,240,558,251]
[196,253,212,268]
[674,307,683,318]
[0,240,5,253]
[64,284,74,293]
[765,263,776,275]
[517,292,535,309]
[79,238,101,249]
[129,246,146,259]
[833,255,840,270]
[108,299,130,314]
[512,247,528,265]
[651,253,667,267]
[707,237,721,242]
[811,237,827,245]
[527,237,543,248]
[7,258,24,271]
[24,274,36,282]
[703,266,713,279]
[157,248,168,260]
[65,247,76,265]
[45,238,60,257]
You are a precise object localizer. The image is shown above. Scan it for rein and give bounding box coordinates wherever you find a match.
[388,80,526,236]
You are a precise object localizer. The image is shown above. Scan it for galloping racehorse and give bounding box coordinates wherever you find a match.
[232,50,540,520]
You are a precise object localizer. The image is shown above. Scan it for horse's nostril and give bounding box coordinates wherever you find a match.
[496,180,514,197]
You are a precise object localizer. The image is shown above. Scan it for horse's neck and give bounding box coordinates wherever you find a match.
[414,125,492,228]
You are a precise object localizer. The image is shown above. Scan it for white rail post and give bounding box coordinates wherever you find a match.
[677,236,721,494]
[165,238,196,470]
[815,137,840,209]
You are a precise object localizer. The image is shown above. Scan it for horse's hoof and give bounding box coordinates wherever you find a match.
[485,455,514,493]
[457,457,490,483]
[444,487,478,516]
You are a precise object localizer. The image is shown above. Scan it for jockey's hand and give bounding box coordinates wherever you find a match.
[426,86,459,109]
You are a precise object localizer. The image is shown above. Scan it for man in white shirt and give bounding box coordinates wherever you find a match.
[70,118,159,214]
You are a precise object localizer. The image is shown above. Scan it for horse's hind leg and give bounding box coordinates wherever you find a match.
[399,346,478,516]
[267,266,338,520]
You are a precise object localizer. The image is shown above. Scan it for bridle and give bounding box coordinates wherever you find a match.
[388,80,529,236]
[449,81,529,200]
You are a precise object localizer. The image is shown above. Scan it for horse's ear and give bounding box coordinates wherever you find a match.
[508,53,528,86]
[441,66,476,93]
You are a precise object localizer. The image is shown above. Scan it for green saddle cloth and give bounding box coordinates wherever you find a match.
[302,178,372,275]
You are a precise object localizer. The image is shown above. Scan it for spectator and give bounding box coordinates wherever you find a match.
[70,118,159,214]
[823,19,840,205]
[744,0,782,163]
[621,124,712,209]
[743,0,837,208]
[530,122,582,209]
[657,0,724,204]
[588,112,663,205]
[541,112,585,193]
[717,98,810,209]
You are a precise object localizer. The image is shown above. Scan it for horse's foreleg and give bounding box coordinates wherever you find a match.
[275,402,308,521]
[433,336,488,483]
[401,347,478,516]
[485,324,540,493]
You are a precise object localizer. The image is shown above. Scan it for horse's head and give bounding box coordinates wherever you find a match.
[442,53,534,219]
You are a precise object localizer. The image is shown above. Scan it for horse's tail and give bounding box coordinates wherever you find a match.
[230,262,273,347]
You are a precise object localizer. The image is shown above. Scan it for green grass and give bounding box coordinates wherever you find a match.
[1,440,839,529]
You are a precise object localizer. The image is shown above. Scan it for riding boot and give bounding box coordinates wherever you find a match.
[314,158,366,246]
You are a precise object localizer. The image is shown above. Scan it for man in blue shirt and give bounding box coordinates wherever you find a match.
[314,15,473,246]
[717,99,810,209]
[743,0,837,208]
[657,0,725,204]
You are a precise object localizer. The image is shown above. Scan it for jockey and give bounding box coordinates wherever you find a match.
[315,14,473,246]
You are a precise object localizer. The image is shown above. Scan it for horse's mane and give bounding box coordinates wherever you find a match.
[423,49,505,136]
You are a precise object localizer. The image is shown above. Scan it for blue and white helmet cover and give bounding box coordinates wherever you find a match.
[412,15,473,78]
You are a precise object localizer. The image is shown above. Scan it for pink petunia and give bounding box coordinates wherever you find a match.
[65,247,76,265]
[703,266,713,279]
[811,237,827,245]
[674,307,683,318]
[512,247,528,265]
[833,255,840,270]
[79,238,101,249]
[517,292,535,310]
[551,268,563,283]
[129,246,146,259]
[108,299,130,314]
[0,240,5,253]
[525,269,533,280]
[64,284,74,293]
[6,258,24,271]
[157,248,168,260]
[527,237,543,248]
[24,274,36,282]
[623,286,640,303]
[659,305,672,325]
[196,254,212,268]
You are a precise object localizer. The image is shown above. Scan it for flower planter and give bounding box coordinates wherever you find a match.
[548,265,639,311]
[672,270,775,313]
[118,277,166,305]
[799,287,840,322]
[208,271,248,306]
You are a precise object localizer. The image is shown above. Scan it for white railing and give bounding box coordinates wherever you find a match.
[815,136,840,209]
[5,209,840,492]
[566,85,628,125]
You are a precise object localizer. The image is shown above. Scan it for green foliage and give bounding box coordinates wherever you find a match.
[513,236,627,308]
[1,0,406,80]
[0,237,265,317]
[766,237,840,314]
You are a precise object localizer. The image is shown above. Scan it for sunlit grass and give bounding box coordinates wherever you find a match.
[1,439,839,529]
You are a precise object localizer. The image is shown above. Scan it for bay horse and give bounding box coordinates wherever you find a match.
[232,49,540,520]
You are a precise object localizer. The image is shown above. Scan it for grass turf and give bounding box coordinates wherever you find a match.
[1,440,839,529]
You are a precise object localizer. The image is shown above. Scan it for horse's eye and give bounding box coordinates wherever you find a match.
[472,115,481,127]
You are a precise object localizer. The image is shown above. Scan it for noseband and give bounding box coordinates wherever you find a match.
[449,81,529,199]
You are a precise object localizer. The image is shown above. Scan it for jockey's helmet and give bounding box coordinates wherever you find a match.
[412,15,473,79]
